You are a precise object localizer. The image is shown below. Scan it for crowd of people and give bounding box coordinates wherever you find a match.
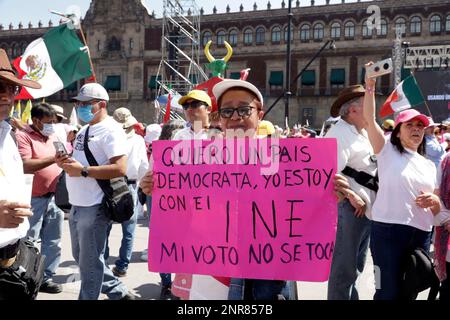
[1,46,450,301]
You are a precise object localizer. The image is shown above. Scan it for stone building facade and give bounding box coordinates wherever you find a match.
[0,0,449,127]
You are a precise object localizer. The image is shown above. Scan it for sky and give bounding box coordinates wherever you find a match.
[0,0,370,27]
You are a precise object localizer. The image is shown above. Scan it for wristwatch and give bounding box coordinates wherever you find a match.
[81,166,89,178]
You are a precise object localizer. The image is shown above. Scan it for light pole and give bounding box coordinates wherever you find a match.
[284,0,293,129]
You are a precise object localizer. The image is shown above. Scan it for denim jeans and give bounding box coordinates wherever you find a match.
[228,279,296,300]
[104,184,139,272]
[370,221,432,300]
[327,200,371,300]
[69,204,128,300]
[146,195,152,221]
[27,195,64,282]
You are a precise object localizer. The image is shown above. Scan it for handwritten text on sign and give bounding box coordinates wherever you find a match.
[148,138,337,281]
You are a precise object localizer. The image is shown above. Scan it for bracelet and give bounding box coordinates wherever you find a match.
[366,86,375,94]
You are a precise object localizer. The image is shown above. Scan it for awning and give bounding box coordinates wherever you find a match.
[104,75,121,91]
[148,75,162,89]
[330,68,345,85]
[230,72,241,80]
[269,71,283,86]
[301,70,316,86]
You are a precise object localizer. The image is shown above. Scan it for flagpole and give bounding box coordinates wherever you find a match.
[50,10,97,82]
[77,22,97,82]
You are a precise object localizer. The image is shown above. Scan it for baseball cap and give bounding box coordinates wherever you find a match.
[212,79,264,108]
[394,109,429,128]
[113,107,138,129]
[178,90,212,107]
[51,104,67,120]
[426,116,440,128]
[257,120,275,137]
[144,123,162,144]
[71,83,109,102]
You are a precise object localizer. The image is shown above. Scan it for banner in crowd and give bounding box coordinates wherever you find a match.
[149,138,337,281]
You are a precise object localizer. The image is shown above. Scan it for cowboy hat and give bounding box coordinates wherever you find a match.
[330,85,365,117]
[0,49,41,89]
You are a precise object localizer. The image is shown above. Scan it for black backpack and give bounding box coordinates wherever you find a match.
[399,247,440,300]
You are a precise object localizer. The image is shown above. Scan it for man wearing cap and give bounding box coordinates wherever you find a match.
[174,89,220,140]
[424,117,445,168]
[325,85,377,300]
[15,103,65,294]
[50,104,69,145]
[104,107,148,278]
[55,83,134,300]
[0,48,42,299]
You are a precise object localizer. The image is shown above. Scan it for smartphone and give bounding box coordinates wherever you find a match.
[366,58,393,79]
[53,141,68,156]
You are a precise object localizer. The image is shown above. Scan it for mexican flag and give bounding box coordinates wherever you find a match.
[13,23,92,100]
[380,75,425,117]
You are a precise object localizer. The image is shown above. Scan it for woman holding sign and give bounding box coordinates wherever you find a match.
[363,62,442,300]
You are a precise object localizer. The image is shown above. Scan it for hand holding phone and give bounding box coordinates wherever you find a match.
[366,58,393,79]
[53,141,68,156]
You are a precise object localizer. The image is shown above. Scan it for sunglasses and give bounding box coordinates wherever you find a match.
[182,100,206,110]
[219,106,255,119]
[0,82,20,95]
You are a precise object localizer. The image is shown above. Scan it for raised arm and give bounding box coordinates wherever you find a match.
[363,62,386,154]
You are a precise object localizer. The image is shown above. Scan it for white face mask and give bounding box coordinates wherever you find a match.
[41,123,55,137]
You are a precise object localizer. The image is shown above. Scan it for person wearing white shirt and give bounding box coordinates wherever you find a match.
[55,83,134,300]
[363,62,441,300]
[104,108,149,278]
[0,48,40,299]
[325,85,377,300]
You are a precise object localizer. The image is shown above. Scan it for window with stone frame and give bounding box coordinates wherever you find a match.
[362,20,373,37]
[313,23,324,40]
[331,22,341,39]
[430,15,442,33]
[300,24,310,42]
[446,15,450,32]
[344,21,355,38]
[202,31,212,46]
[394,17,406,36]
[256,27,265,44]
[217,30,226,46]
[284,26,294,42]
[229,29,238,46]
[243,28,253,45]
[378,19,388,36]
[271,26,282,43]
[410,16,421,34]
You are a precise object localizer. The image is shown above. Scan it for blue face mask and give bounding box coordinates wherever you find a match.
[77,105,95,123]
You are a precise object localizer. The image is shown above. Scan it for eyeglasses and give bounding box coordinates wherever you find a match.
[219,106,255,119]
[182,100,205,110]
[0,82,20,95]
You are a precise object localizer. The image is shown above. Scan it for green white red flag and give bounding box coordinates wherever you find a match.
[380,75,425,117]
[13,23,92,100]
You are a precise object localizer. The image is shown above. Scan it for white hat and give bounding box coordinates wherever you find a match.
[113,107,138,129]
[212,79,264,108]
[71,83,109,102]
[144,123,162,144]
[51,104,67,120]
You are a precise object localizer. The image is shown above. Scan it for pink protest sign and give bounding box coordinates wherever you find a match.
[149,138,337,281]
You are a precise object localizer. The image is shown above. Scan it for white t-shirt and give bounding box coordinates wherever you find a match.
[0,121,29,248]
[173,127,221,141]
[325,119,377,219]
[126,133,148,181]
[66,117,128,206]
[372,139,438,232]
